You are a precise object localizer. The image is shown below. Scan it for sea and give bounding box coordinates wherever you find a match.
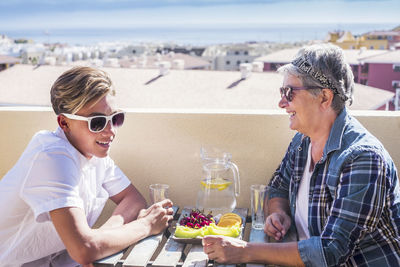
[2,23,398,46]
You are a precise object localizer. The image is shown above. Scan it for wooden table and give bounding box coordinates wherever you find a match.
[94,206,295,267]
[247,226,297,267]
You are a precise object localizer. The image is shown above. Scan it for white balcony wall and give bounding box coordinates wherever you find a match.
[1,108,400,225]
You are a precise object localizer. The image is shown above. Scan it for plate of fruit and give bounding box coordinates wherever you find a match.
[173,209,243,244]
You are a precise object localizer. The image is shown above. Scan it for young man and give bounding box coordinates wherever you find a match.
[0,66,174,266]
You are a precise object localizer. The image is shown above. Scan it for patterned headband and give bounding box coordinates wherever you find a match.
[291,56,348,101]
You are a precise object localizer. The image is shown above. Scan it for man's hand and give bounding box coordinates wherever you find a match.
[137,199,174,236]
[202,235,248,264]
[264,212,291,241]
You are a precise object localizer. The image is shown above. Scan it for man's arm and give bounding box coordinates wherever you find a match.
[100,184,147,229]
[50,199,173,265]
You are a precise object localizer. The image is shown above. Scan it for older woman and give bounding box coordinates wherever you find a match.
[202,44,400,266]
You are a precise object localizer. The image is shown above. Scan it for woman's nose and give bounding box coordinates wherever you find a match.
[278,95,288,109]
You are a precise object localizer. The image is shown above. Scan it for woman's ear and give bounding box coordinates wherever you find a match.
[57,115,69,131]
[320,88,334,109]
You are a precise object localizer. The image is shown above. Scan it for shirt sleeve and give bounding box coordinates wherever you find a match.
[268,137,298,200]
[102,157,131,197]
[21,149,84,223]
[298,150,388,267]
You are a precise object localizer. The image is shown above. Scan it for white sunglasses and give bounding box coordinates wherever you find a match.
[61,112,125,133]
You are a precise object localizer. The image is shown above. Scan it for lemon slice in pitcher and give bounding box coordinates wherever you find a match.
[200,178,232,191]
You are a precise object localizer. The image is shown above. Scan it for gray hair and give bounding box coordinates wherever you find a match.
[278,43,354,114]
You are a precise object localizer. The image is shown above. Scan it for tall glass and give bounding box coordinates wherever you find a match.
[149,184,169,204]
[250,184,267,230]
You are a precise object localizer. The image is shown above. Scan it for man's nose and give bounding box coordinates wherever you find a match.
[102,120,115,135]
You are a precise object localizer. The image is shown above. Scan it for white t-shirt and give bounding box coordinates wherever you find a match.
[295,144,312,240]
[0,127,131,266]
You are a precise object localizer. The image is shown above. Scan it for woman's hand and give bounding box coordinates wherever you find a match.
[202,235,248,264]
[137,199,174,236]
[264,212,291,241]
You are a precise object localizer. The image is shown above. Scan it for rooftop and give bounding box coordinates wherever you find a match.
[361,50,400,64]
[364,31,400,36]
[0,64,394,111]
[255,48,389,65]
[337,31,356,43]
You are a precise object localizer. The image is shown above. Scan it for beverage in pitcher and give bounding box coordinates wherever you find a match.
[196,147,240,215]
[196,177,237,215]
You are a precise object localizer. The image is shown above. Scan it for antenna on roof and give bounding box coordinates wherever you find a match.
[158,61,171,76]
[240,63,252,79]
[173,59,184,70]
[252,61,263,72]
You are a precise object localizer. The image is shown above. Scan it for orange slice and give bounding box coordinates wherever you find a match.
[218,213,242,227]
[220,213,241,222]
[217,218,241,227]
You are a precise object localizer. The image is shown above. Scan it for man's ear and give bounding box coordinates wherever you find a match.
[57,115,69,131]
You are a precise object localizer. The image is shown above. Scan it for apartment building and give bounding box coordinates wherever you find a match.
[202,43,272,71]
[360,50,400,92]
[326,27,400,50]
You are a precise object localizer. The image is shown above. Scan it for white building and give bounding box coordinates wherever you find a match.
[202,43,301,71]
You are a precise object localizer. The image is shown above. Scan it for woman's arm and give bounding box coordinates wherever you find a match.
[50,199,173,265]
[309,151,388,266]
[203,236,304,266]
[265,138,297,241]
[264,197,292,241]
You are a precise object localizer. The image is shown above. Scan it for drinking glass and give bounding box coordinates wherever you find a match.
[149,184,169,204]
[250,184,268,230]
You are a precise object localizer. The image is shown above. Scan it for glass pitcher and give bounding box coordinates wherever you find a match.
[196,147,240,215]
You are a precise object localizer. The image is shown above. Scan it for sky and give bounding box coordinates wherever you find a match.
[0,0,399,30]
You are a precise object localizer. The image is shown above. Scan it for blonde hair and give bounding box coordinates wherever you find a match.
[50,66,115,115]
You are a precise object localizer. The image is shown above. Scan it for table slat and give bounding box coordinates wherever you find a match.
[151,237,186,267]
[95,206,178,267]
[182,244,208,267]
[93,249,126,266]
[246,225,297,267]
[152,207,188,267]
[122,206,179,267]
[122,234,163,267]
[246,228,268,267]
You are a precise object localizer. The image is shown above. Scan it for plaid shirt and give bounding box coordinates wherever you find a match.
[269,108,400,267]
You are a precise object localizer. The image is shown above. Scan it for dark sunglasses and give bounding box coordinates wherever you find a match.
[61,112,125,133]
[279,86,323,102]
